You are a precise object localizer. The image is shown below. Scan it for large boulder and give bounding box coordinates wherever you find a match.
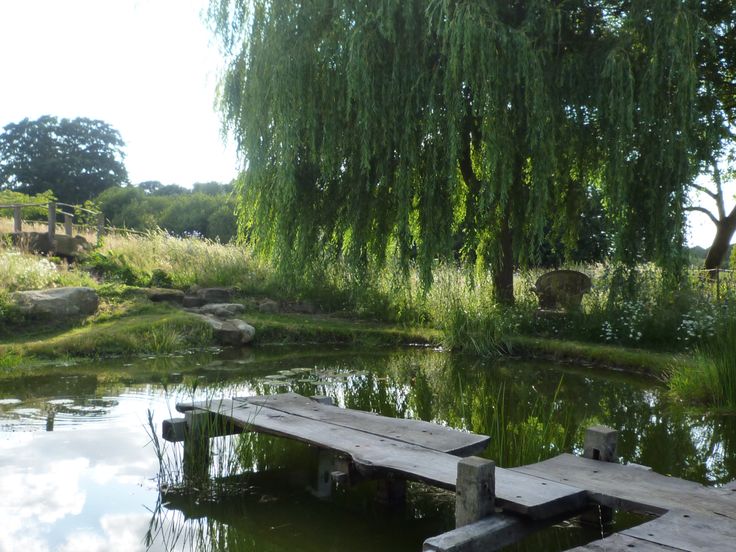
[193,314,255,346]
[11,287,99,318]
[4,232,91,259]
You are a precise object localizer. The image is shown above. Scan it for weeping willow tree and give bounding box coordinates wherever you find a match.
[209,0,708,304]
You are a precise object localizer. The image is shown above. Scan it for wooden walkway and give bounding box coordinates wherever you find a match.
[165,393,736,552]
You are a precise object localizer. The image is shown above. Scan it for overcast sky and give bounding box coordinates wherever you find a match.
[0,0,724,248]
[0,0,238,187]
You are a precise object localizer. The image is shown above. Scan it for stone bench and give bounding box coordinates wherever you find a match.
[532,270,591,311]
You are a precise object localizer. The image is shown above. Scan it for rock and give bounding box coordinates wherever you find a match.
[182,296,205,308]
[183,288,233,308]
[11,287,99,318]
[4,232,91,259]
[54,234,92,258]
[197,288,232,303]
[194,303,245,317]
[257,299,279,313]
[193,314,255,346]
[146,288,185,304]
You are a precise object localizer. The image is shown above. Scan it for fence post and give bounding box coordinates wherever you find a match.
[64,213,73,236]
[47,202,56,243]
[96,212,105,245]
[13,206,22,232]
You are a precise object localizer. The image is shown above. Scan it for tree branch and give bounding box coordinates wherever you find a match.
[690,182,719,201]
[685,205,719,225]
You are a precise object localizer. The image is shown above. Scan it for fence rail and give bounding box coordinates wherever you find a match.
[0,201,105,243]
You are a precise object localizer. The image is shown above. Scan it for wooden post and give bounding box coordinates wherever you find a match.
[64,213,73,236]
[183,410,211,484]
[13,206,22,232]
[47,202,56,243]
[96,212,105,245]
[455,456,495,528]
[376,477,407,509]
[582,425,618,526]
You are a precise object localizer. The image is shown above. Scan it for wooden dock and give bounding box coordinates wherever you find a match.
[163,393,736,552]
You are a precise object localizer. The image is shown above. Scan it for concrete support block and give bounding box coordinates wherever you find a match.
[582,425,618,526]
[455,456,495,528]
[583,425,618,463]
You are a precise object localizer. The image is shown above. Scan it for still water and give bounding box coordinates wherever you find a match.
[1,346,734,552]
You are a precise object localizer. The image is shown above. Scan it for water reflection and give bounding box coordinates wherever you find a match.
[0,347,734,552]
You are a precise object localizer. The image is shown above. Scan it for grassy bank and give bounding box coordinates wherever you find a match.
[1,223,734,411]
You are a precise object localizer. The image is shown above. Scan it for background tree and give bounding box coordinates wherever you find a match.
[0,115,128,205]
[685,0,736,271]
[688,151,736,271]
[210,0,710,304]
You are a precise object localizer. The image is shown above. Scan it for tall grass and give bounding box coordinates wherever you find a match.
[0,248,94,291]
[669,318,736,410]
[480,379,575,467]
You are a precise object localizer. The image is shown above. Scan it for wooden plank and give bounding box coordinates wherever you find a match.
[512,453,736,520]
[566,533,682,551]
[177,398,586,519]
[241,393,490,456]
[621,510,736,552]
[423,514,545,552]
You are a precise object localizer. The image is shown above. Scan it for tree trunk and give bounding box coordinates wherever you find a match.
[493,215,515,305]
[704,211,736,272]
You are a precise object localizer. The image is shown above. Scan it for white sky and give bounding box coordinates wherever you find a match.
[0,0,238,187]
[0,0,727,248]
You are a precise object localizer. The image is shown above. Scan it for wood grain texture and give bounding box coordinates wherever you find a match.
[176,396,586,519]
[621,509,736,552]
[242,393,490,456]
[512,453,736,520]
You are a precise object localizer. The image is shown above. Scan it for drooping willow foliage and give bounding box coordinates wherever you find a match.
[209,0,712,303]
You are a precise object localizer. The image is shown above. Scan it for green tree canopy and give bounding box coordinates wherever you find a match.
[211,0,715,303]
[0,115,128,205]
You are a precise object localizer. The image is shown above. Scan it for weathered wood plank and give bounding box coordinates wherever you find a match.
[176,398,586,519]
[621,509,736,552]
[566,533,682,551]
[512,453,736,520]
[423,514,546,552]
[240,393,490,456]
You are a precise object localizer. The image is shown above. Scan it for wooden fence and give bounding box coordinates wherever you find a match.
[0,201,105,243]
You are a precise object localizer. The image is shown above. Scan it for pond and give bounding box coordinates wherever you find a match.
[1,346,734,552]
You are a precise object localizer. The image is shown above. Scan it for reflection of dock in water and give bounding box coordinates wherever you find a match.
[164,393,736,551]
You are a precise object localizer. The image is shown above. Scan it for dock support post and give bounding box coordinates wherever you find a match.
[13,206,22,232]
[582,425,618,526]
[376,476,407,509]
[183,411,211,484]
[455,456,495,528]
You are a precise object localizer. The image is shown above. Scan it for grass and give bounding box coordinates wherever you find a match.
[3,217,736,411]
[669,318,736,410]
[507,335,680,378]
[11,310,213,358]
